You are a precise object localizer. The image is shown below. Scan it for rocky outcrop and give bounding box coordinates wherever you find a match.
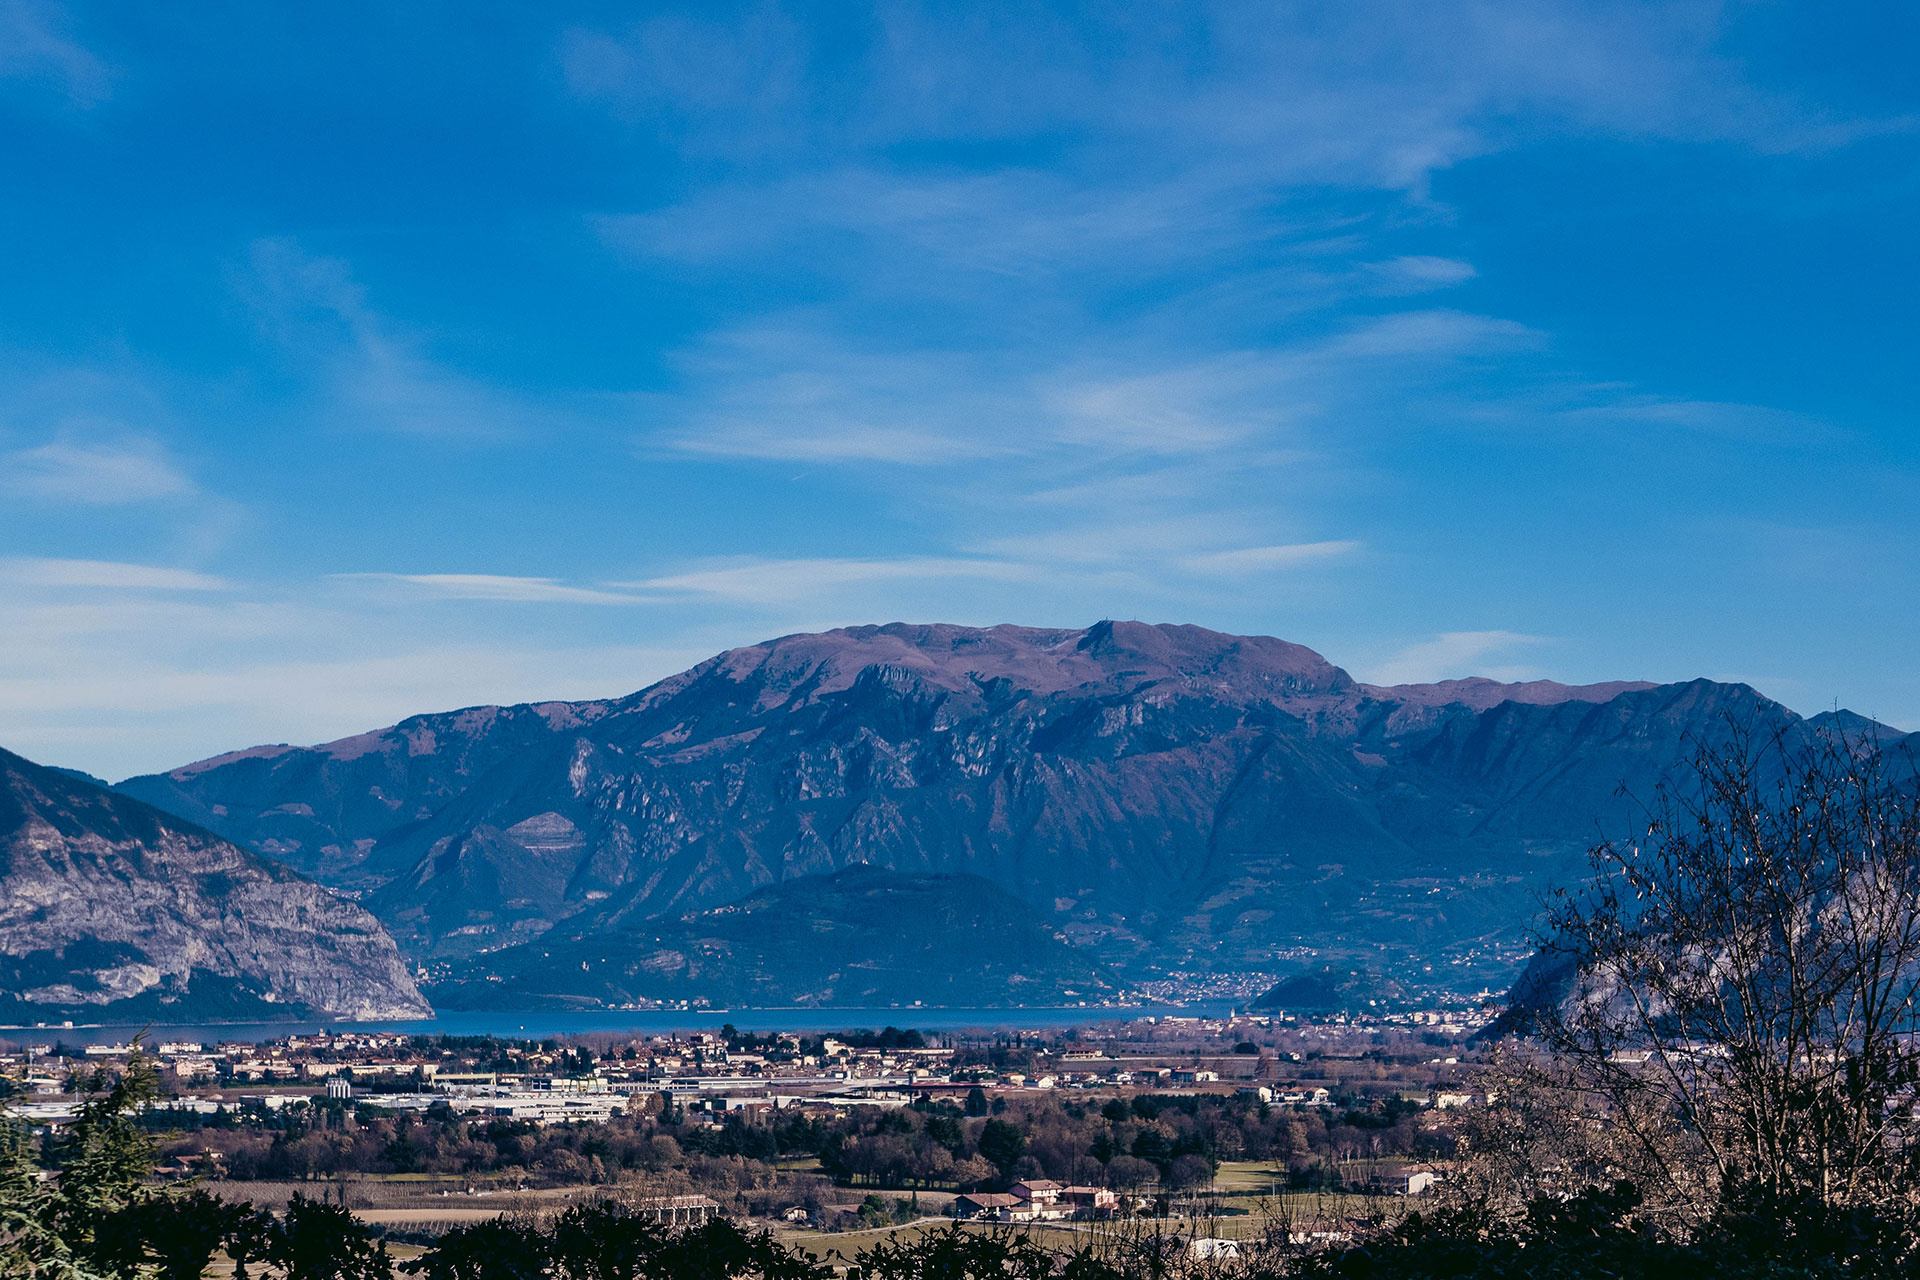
[1,746,429,1022]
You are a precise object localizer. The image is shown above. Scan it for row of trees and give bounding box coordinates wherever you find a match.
[153,1082,1440,1195]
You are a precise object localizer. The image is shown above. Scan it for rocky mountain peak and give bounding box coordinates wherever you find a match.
[676,619,1355,711]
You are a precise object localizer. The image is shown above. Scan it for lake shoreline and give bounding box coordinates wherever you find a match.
[0,1002,1239,1046]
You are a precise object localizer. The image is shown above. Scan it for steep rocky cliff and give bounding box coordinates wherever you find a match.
[1,746,430,1022]
[118,621,1893,995]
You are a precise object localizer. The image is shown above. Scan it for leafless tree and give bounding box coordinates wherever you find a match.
[1533,722,1920,1231]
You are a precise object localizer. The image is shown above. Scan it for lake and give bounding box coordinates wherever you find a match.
[0,1004,1239,1047]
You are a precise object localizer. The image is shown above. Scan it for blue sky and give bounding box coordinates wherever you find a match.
[1,1,1916,779]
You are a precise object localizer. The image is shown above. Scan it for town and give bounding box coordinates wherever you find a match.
[1,1006,1492,1127]
[0,1010,1494,1250]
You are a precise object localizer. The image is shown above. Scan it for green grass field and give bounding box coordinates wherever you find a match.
[774,1187,1392,1255]
[1210,1160,1291,1192]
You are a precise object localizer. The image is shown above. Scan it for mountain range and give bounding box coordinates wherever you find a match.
[93,620,1898,1009]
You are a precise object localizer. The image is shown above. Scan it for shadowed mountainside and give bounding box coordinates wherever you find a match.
[430,865,1122,1010]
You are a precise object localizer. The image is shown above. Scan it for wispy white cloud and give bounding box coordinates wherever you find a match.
[1042,358,1281,455]
[1556,395,1829,444]
[972,515,1285,567]
[1180,541,1363,575]
[659,328,1030,464]
[2,437,196,505]
[1317,309,1540,361]
[0,558,228,591]
[655,329,1319,471]
[1365,630,1548,686]
[671,421,991,466]
[578,2,1684,195]
[241,238,572,442]
[570,1,1902,249]
[599,167,1254,279]
[1365,256,1477,292]
[0,0,110,105]
[618,556,1036,605]
[332,543,1365,620]
[332,574,649,606]
[559,8,811,150]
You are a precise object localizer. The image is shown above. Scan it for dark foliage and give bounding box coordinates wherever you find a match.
[977,1120,1028,1178]
[856,1224,1076,1280]
[1286,1182,1920,1280]
[405,1207,824,1280]
[273,1194,394,1280]
[93,1189,252,1280]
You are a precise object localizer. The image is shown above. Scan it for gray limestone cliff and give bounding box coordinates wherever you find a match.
[1,746,430,1022]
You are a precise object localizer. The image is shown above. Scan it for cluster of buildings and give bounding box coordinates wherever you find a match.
[948,1167,1436,1219]
[2,1015,1485,1135]
[1236,1085,1333,1106]
[951,1179,1123,1221]
[0,1032,957,1126]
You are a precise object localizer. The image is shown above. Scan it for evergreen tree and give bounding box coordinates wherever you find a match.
[976,1119,1027,1180]
[272,1194,393,1280]
[0,1101,84,1280]
[46,1049,162,1265]
[94,1189,248,1280]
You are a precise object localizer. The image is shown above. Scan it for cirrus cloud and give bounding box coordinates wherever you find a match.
[0,558,229,591]
[3,438,196,505]
[332,573,651,605]
[1365,630,1549,686]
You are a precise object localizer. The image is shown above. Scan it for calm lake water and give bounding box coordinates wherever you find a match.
[1,1004,1238,1047]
